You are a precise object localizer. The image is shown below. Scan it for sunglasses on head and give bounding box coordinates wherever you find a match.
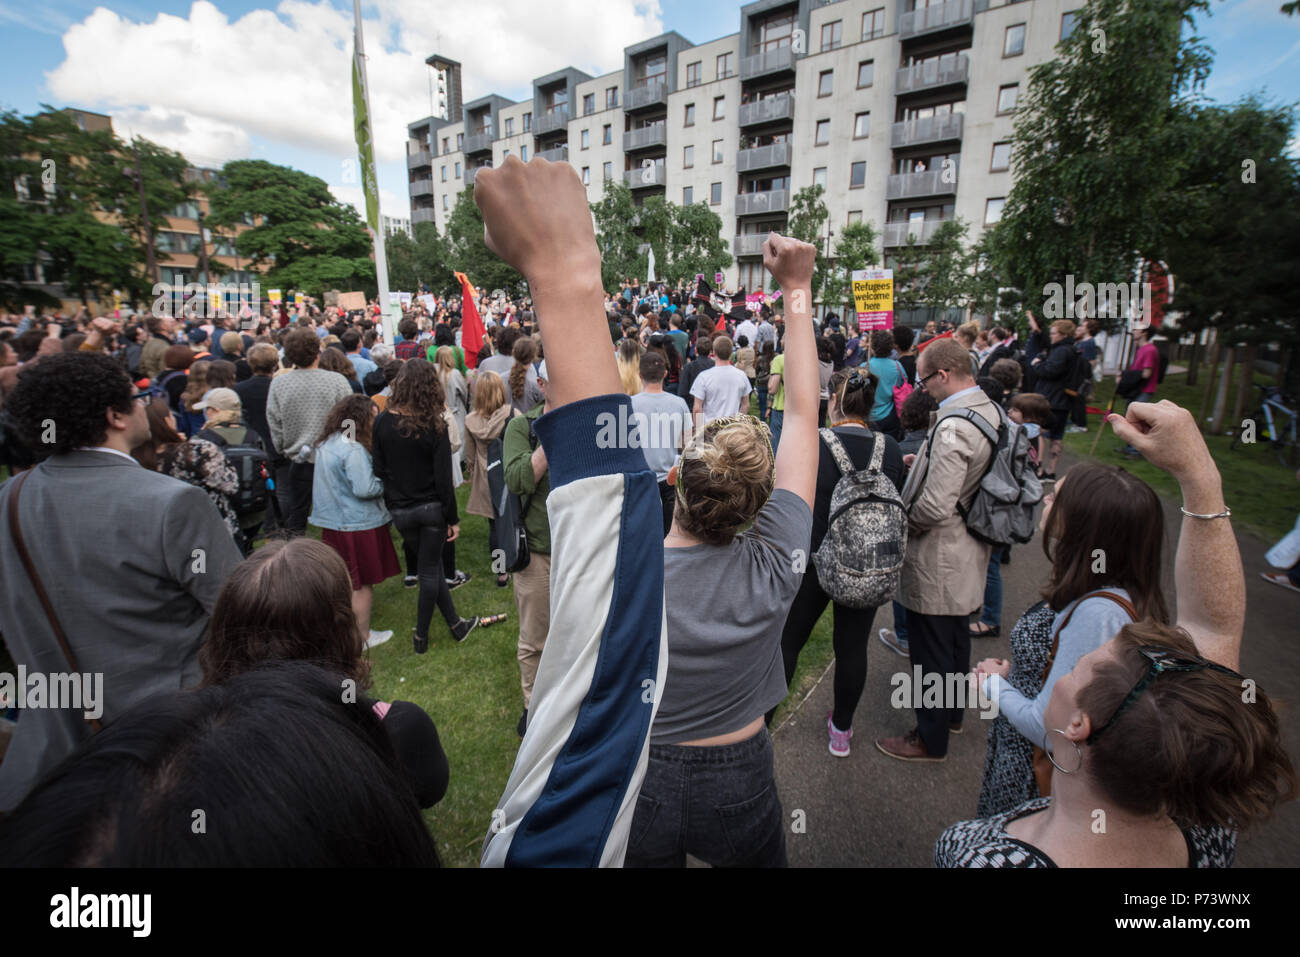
[1087,646,1245,743]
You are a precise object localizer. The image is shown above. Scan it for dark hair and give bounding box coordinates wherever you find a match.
[0,662,440,866]
[497,325,522,357]
[1010,391,1052,426]
[892,326,914,352]
[340,329,361,352]
[203,538,367,687]
[510,337,536,401]
[989,357,1022,393]
[870,330,895,357]
[6,353,132,457]
[1041,464,1169,621]
[131,397,185,470]
[388,358,447,437]
[316,394,377,451]
[433,324,454,347]
[282,328,320,368]
[815,336,834,363]
[1077,622,1296,830]
[398,318,418,341]
[828,368,876,422]
[899,387,937,432]
[639,350,667,382]
[318,346,357,382]
[205,359,237,390]
[14,329,45,362]
[164,345,196,371]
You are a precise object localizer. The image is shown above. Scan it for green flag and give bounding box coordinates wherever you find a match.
[352,36,379,232]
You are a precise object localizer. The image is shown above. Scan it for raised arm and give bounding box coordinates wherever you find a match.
[764,234,818,511]
[1109,402,1243,669]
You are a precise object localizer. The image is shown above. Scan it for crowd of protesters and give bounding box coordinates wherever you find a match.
[0,157,1292,869]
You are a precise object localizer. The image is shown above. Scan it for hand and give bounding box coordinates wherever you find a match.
[446,524,460,543]
[762,233,816,294]
[91,316,121,336]
[903,453,916,469]
[473,156,599,283]
[46,322,61,338]
[975,657,1010,679]
[1107,400,1215,483]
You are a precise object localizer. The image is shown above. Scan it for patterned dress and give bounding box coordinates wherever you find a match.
[977,600,1055,818]
[162,438,241,542]
[936,797,1237,868]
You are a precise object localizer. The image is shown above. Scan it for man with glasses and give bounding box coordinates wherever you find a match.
[0,353,243,812]
[877,337,1000,762]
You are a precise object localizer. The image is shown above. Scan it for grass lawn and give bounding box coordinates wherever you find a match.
[1063,370,1300,544]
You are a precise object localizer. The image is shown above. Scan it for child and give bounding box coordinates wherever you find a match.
[1010,392,1052,474]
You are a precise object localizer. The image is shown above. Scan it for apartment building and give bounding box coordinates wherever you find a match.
[383,214,413,239]
[406,0,1079,295]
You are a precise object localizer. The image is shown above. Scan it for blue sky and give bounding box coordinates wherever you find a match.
[1,0,1296,220]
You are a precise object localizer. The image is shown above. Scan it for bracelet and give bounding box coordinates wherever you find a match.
[1180,505,1231,520]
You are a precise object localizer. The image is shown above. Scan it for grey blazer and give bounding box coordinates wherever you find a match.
[0,451,243,811]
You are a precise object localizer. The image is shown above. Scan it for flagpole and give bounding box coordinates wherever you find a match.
[352,0,392,342]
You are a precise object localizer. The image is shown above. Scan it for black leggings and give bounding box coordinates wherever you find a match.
[404,533,456,578]
[776,568,875,730]
[390,503,459,639]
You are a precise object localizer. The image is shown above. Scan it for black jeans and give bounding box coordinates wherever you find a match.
[285,462,314,534]
[390,503,458,638]
[657,479,675,538]
[402,538,455,579]
[625,730,787,868]
[905,610,970,757]
[776,569,875,730]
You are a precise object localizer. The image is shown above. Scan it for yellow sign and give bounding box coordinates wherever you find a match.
[851,268,893,331]
[268,289,282,304]
[294,293,305,307]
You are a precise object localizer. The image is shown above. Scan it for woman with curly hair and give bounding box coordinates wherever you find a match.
[507,336,543,414]
[373,360,505,652]
[310,394,399,649]
[625,234,820,869]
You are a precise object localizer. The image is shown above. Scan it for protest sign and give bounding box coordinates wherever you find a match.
[268,289,282,305]
[338,291,366,310]
[852,268,894,331]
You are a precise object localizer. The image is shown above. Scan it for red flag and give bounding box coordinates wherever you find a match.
[917,330,953,351]
[455,271,485,369]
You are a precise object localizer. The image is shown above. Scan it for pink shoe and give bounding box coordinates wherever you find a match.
[827,712,852,758]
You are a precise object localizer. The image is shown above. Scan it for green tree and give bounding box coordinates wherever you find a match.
[590,179,641,290]
[388,221,457,296]
[822,221,880,315]
[787,184,831,299]
[890,220,971,322]
[590,181,732,290]
[444,186,526,296]
[206,159,375,298]
[992,0,1213,310]
[662,200,732,286]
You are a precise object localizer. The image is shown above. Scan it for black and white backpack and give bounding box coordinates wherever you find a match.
[811,429,907,609]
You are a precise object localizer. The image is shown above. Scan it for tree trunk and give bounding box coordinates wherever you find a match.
[1199,340,1221,427]
[1231,344,1257,429]
[1210,345,1236,435]
[1185,336,1200,387]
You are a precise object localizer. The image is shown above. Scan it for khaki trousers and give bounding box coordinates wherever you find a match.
[513,552,551,708]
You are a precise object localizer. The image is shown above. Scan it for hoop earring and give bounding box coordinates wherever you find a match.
[1042,728,1083,774]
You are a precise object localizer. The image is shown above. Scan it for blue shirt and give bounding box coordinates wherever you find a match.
[939,384,982,409]
[867,356,903,422]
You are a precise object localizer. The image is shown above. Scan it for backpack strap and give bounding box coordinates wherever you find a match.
[819,427,855,477]
[867,429,885,472]
[1039,590,1139,685]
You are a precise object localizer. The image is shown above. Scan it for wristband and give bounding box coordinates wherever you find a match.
[1179,505,1231,520]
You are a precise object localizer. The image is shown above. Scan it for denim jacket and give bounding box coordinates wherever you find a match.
[309,433,391,532]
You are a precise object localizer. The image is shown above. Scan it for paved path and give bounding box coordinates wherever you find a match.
[772,452,1300,867]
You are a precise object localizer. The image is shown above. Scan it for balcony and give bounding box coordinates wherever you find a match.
[886,167,958,200]
[895,53,969,96]
[899,0,982,40]
[883,219,951,247]
[623,121,667,152]
[409,179,434,198]
[466,165,490,186]
[739,92,795,128]
[891,112,964,148]
[534,109,569,137]
[735,189,789,217]
[406,149,432,169]
[537,145,569,163]
[411,208,436,225]
[463,131,494,154]
[733,234,768,257]
[624,164,666,189]
[739,45,795,81]
[625,80,668,112]
[737,142,792,173]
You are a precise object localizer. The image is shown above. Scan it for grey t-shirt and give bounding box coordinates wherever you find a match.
[630,389,691,482]
[654,488,813,744]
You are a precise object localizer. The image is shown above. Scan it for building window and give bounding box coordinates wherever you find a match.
[683,186,694,204]
[712,139,724,163]
[857,60,874,88]
[505,118,514,136]
[853,112,870,138]
[441,136,449,152]
[813,167,827,189]
[503,149,509,158]
[455,161,462,177]
[847,210,862,225]
[456,132,464,149]
[583,93,595,115]
[985,197,1005,225]
[685,103,696,126]
[815,119,830,146]
[710,182,722,205]
[990,141,1011,171]
[997,84,1019,114]
[1061,11,1079,40]
[686,61,701,87]
[713,96,725,121]
[523,112,532,132]
[582,166,591,185]
[443,195,449,211]
[821,20,842,52]
[1004,24,1026,57]
[683,145,695,168]
[581,129,590,149]
[850,162,866,188]
[716,52,734,79]
[862,7,885,40]
[441,166,447,182]
[603,124,612,145]
[757,10,794,53]
[606,87,618,108]
[604,161,613,181]
[818,70,834,97]
[521,145,529,162]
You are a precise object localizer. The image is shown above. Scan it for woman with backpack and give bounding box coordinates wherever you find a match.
[774,368,906,756]
[193,387,267,556]
[463,370,513,587]
[866,330,906,440]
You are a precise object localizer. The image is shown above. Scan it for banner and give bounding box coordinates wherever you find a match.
[714,272,724,285]
[209,290,224,316]
[399,291,413,309]
[419,294,436,312]
[268,289,282,305]
[745,293,766,313]
[294,292,305,308]
[852,268,894,332]
[338,291,366,310]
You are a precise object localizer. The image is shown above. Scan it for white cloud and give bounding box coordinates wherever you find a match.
[45,0,663,172]
[330,181,409,222]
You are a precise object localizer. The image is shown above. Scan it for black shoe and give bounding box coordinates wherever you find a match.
[949,720,964,735]
[451,617,479,643]
[1000,549,1011,565]
[446,570,471,591]
[969,622,1000,638]
[517,709,528,738]
[496,573,511,588]
[412,628,429,654]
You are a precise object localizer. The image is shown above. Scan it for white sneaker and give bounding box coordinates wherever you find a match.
[878,628,909,658]
[365,629,394,649]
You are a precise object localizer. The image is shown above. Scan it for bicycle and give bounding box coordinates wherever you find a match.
[1230,384,1299,467]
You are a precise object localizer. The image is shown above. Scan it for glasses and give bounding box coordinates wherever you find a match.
[131,392,154,405]
[1087,646,1244,743]
[917,369,942,389]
